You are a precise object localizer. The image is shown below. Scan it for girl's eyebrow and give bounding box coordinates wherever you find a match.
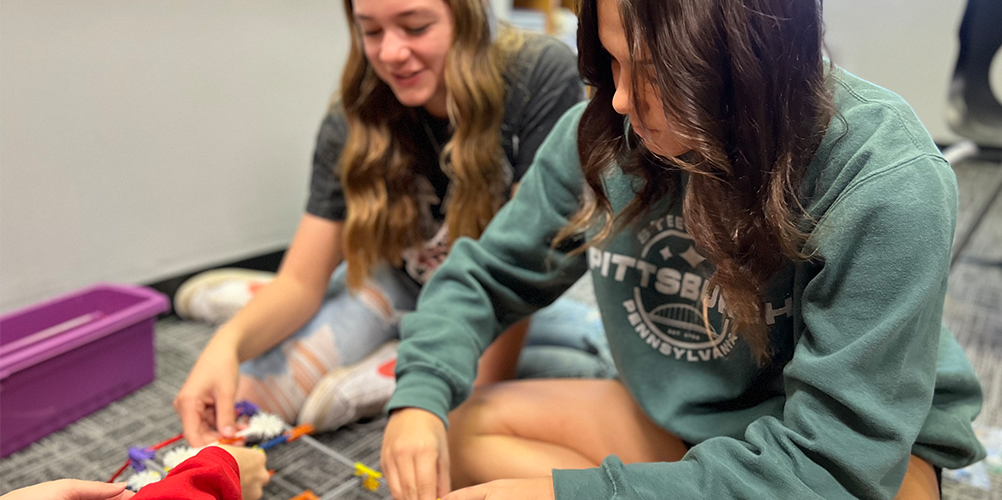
[355,10,435,22]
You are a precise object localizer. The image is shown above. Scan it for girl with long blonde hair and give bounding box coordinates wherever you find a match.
[174,0,614,446]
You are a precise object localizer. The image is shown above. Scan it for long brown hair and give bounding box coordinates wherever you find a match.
[559,0,835,359]
[338,0,520,289]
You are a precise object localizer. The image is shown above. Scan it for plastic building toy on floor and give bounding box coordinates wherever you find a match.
[109,401,385,500]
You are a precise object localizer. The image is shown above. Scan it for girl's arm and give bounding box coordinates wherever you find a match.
[381,104,590,500]
[0,480,133,500]
[473,319,529,385]
[388,103,590,423]
[175,214,343,446]
[215,214,343,361]
[131,446,267,500]
[470,34,585,386]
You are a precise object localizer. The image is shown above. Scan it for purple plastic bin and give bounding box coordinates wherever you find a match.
[0,284,168,457]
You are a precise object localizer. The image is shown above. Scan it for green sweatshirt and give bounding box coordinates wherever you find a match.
[387,68,986,499]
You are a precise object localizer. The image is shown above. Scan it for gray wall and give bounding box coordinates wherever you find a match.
[2,0,998,313]
[824,0,989,144]
[0,1,349,313]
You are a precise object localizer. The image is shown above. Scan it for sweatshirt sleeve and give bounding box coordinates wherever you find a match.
[133,447,242,500]
[386,103,591,423]
[553,155,983,499]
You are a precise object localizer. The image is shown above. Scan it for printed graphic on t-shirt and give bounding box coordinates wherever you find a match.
[401,174,449,284]
[590,214,793,362]
[402,224,449,285]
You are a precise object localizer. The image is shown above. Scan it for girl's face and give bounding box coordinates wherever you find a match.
[353,0,455,117]
[597,0,688,157]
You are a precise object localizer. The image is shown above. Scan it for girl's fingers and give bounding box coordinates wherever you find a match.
[56,479,128,500]
[381,408,450,500]
[415,449,439,500]
[383,457,403,500]
[437,449,451,500]
[396,452,418,500]
[175,397,209,446]
[213,388,237,439]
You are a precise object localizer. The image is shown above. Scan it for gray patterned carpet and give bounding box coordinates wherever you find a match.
[938,157,1002,500]
[0,318,389,500]
[1,157,1000,499]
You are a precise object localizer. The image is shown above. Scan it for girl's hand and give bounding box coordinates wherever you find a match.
[173,337,242,446]
[0,479,136,500]
[381,408,451,500]
[442,477,555,500]
[213,445,270,500]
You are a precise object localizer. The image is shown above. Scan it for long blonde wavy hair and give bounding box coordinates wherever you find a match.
[338,0,522,289]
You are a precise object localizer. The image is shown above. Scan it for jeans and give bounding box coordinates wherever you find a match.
[236,262,615,421]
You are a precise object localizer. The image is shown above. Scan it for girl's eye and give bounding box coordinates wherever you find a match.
[406,24,431,35]
[362,29,382,37]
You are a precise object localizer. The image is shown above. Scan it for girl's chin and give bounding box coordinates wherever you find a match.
[643,135,689,158]
[390,90,432,109]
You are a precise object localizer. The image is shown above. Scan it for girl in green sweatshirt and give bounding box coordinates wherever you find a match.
[378,0,987,498]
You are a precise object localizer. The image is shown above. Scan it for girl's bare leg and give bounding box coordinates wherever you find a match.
[448,379,940,499]
[894,455,940,500]
[447,379,687,487]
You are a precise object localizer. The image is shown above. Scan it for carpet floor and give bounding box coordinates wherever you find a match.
[2,157,1000,498]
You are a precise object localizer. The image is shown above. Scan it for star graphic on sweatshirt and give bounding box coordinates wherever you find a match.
[681,246,706,268]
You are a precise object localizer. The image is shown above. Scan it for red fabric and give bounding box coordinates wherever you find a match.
[133,447,242,500]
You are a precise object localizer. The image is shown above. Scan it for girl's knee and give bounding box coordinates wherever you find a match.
[893,455,939,500]
[235,374,302,424]
[449,386,502,434]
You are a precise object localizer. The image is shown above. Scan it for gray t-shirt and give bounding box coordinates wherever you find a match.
[306,33,584,283]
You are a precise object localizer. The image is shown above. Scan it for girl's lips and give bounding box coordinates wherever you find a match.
[393,69,423,86]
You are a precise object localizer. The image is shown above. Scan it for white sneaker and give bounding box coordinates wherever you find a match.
[174,268,275,324]
[297,340,399,432]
